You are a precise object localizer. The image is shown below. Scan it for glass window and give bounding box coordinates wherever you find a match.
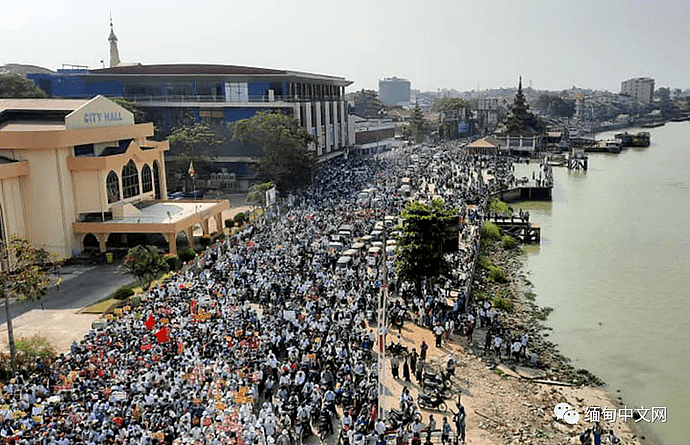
[141,164,153,193]
[74,144,94,156]
[121,160,140,199]
[153,161,161,200]
[106,170,120,203]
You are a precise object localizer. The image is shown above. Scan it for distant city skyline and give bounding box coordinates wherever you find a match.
[2,0,688,94]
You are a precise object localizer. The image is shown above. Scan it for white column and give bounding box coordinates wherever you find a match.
[331,101,340,150]
[339,101,347,147]
[314,102,323,157]
[323,101,332,154]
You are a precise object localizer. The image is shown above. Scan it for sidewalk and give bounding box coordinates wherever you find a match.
[0,261,134,353]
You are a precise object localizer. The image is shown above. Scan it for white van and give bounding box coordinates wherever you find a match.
[328,241,344,252]
[343,248,360,265]
[367,246,383,266]
[336,255,353,271]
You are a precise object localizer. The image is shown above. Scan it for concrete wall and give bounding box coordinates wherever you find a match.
[0,176,27,240]
[72,170,103,214]
[19,148,76,257]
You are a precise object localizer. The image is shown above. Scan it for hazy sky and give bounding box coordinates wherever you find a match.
[3,0,689,93]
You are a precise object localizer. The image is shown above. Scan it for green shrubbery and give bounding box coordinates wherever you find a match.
[488,265,509,283]
[0,335,57,378]
[233,212,247,226]
[502,235,519,250]
[472,291,490,303]
[489,198,512,215]
[165,254,181,271]
[129,295,142,308]
[112,286,134,300]
[224,219,235,229]
[492,295,514,312]
[482,222,501,240]
[478,255,493,270]
[178,248,196,263]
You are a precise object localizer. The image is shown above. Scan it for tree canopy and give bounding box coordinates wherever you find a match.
[350,89,385,119]
[0,235,60,370]
[432,97,470,112]
[110,97,147,123]
[123,245,168,288]
[247,181,276,208]
[395,199,458,294]
[228,111,315,192]
[533,93,576,118]
[168,121,224,160]
[0,74,47,98]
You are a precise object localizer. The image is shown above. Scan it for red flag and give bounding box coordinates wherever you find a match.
[145,314,155,330]
[141,343,152,352]
[156,327,169,343]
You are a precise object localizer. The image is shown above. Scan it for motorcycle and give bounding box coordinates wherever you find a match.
[387,403,421,430]
[423,371,452,388]
[421,379,451,398]
[417,389,448,411]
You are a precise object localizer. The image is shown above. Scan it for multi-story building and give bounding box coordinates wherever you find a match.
[621,77,655,105]
[28,64,354,157]
[0,96,228,258]
[379,77,411,106]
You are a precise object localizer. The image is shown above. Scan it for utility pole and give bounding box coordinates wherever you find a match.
[377,236,389,421]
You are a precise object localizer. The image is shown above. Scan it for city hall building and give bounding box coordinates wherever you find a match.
[0,96,228,258]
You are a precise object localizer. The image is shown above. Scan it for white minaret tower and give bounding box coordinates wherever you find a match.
[108,14,121,68]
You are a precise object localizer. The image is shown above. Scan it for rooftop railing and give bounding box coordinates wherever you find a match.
[124,94,344,104]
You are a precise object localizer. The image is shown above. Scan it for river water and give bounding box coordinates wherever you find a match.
[517,122,690,445]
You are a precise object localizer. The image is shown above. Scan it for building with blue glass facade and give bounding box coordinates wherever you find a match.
[28,63,354,157]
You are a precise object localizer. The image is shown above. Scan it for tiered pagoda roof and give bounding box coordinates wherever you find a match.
[497,77,544,137]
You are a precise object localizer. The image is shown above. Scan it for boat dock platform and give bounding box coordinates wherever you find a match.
[488,216,541,243]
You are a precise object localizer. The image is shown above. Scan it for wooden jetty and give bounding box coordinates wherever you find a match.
[488,217,541,243]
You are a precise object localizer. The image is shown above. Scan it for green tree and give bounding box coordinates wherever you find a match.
[395,199,458,295]
[228,111,315,192]
[168,121,223,191]
[654,87,671,102]
[0,74,47,98]
[0,235,60,371]
[350,89,385,118]
[432,97,470,112]
[110,97,147,123]
[122,245,168,289]
[533,93,575,118]
[247,181,276,209]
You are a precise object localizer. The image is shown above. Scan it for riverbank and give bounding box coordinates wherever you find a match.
[457,231,660,444]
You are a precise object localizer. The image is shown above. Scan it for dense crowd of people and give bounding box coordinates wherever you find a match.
[0,144,535,445]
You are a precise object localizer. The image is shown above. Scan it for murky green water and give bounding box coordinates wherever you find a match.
[518,122,690,445]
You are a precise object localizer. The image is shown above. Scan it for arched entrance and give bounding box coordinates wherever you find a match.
[192,223,204,237]
[207,215,219,234]
[83,234,99,251]
[176,230,190,253]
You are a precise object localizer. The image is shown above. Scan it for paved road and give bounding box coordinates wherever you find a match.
[0,261,135,351]
[0,261,134,322]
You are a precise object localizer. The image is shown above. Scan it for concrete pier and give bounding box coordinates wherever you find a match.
[488,217,541,243]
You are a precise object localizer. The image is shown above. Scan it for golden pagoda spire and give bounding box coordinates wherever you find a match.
[108,13,121,68]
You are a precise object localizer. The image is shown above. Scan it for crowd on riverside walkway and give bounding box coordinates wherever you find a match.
[0,143,529,445]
